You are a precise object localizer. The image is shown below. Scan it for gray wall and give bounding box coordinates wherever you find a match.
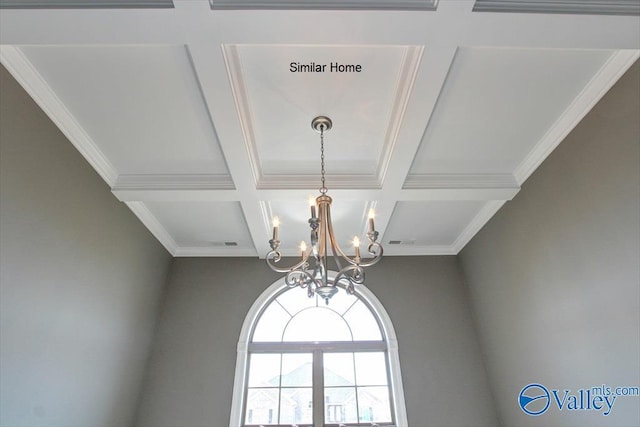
[0,66,172,426]
[135,256,498,426]
[459,61,640,427]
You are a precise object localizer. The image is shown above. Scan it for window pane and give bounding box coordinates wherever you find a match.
[281,354,312,387]
[248,354,281,387]
[323,287,358,316]
[323,353,355,386]
[279,387,312,425]
[355,352,388,385]
[357,386,392,423]
[276,288,317,315]
[343,300,382,340]
[252,301,290,342]
[324,387,358,424]
[245,388,279,425]
[283,307,352,342]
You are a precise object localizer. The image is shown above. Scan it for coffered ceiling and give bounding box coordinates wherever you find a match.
[1,0,638,258]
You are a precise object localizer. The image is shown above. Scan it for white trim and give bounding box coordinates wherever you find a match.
[229,273,409,427]
[403,173,519,189]
[174,246,257,257]
[383,244,457,256]
[0,46,119,186]
[452,200,507,253]
[514,49,640,184]
[113,173,234,191]
[375,45,424,188]
[124,202,178,255]
[221,44,261,188]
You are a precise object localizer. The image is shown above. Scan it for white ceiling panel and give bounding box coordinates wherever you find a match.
[19,45,230,176]
[408,47,614,176]
[225,44,422,188]
[144,201,254,254]
[385,201,487,248]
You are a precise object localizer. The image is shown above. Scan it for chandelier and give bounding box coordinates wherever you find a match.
[266,116,383,304]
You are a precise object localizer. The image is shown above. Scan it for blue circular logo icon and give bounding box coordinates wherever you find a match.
[519,383,550,416]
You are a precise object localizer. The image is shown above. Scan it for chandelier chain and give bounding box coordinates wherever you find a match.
[320,125,327,194]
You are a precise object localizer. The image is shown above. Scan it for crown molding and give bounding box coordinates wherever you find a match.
[514,49,640,184]
[452,200,507,253]
[221,44,262,188]
[403,173,519,189]
[113,174,235,190]
[174,246,258,257]
[382,244,457,256]
[125,202,178,255]
[257,174,381,190]
[376,45,425,186]
[112,174,237,201]
[0,46,119,185]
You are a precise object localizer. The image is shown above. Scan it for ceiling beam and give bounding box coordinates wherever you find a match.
[1,2,638,49]
[112,185,520,202]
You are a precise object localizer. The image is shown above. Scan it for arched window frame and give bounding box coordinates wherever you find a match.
[229,272,408,427]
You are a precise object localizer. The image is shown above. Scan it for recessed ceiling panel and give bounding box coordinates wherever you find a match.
[20,45,229,176]
[225,44,422,188]
[385,201,486,247]
[408,47,613,176]
[145,201,253,249]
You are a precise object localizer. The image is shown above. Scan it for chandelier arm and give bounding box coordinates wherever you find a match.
[284,268,316,289]
[324,203,360,267]
[356,242,384,267]
[309,218,319,257]
[334,264,365,295]
[265,250,310,274]
[318,200,330,287]
[329,227,345,273]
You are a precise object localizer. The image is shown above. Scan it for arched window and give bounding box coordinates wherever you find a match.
[230,273,407,427]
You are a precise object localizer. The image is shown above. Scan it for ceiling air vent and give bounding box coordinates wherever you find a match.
[388,240,415,245]
[210,241,239,247]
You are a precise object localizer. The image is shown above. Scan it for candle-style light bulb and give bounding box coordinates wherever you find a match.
[368,209,376,232]
[299,241,307,255]
[272,216,280,240]
[353,236,361,259]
